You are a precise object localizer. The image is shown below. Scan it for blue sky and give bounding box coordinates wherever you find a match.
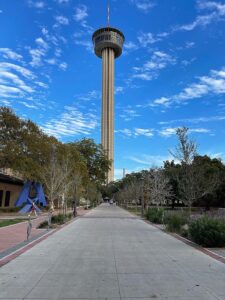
[0,0,225,179]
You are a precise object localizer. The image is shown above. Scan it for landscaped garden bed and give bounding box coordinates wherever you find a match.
[38,213,74,229]
[145,207,225,248]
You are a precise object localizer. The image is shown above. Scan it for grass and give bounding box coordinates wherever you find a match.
[0,219,27,227]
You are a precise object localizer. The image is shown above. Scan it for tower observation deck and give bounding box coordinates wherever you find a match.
[92,27,125,183]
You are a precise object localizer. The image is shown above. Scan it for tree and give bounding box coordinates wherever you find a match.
[170,127,197,164]
[171,127,219,210]
[72,138,111,185]
[0,106,59,180]
[41,146,71,210]
[148,168,174,207]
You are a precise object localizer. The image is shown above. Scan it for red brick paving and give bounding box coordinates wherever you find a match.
[0,207,89,254]
[0,215,48,253]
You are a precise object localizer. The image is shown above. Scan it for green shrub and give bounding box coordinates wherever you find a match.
[145,207,164,224]
[51,213,73,225]
[51,214,66,225]
[66,213,73,219]
[38,221,48,228]
[189,217,225,247]
[165,214,187,233]
[180,228,189,238]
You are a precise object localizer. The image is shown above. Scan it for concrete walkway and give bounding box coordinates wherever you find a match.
[1,204,225,300]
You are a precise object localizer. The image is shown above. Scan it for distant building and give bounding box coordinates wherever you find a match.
[0,171,24,208]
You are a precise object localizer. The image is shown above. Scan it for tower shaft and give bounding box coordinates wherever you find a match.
[92,26,124,184]
[102,48,115,183]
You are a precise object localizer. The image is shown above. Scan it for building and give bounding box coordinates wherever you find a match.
[92,26,125,183]
[0,172,24,208]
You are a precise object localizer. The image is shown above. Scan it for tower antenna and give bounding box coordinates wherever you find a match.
[107,0,110,27]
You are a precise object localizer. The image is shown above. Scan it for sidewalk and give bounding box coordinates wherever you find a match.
[1,204,225,299]
[0,215,48,254]
[0,207,88,255]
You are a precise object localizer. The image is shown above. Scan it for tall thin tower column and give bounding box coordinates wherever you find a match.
[92,27,124,183]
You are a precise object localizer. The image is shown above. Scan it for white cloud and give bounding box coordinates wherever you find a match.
[159,127,177,137]
[77,90,101,101]
[41,106,97,138]
[159,127,210,137]
[74,5,88,22]
[29,37,49,67]
[55,15,69,25]
[74,39,93,52]
[151,67,225,107]
[185,41,195,48]
[116,128,133,137]
[198,1,225,15]
[115,86,125,94]
[134,128,154,137]
[158,115,225,126]
[0,62,48,109]
[59,62,68,71]
[133,51,176,81]
[116,127,154,137]
[19,101,39,109]
[154,97,170,106]
[128,154,172,167]
[137,32,159,46]
[0,84,23,98]
[133,73,153,80]
[120,108,141,121]
[130,0,155,13]
[35,37,48,49]
[57,0,70,3]
[45,58,57,65]
[28,1,45,9]
[175,1,225,32]
[124,41,139,54]
[0,62,34,79]
[0,48,23,61]
[0,70,34,93]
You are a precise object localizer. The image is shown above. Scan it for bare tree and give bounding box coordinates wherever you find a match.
[42,149,72,211]
[148,168,174,207]
[170,127,197,164]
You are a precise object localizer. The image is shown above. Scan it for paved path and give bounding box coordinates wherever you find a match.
[0,215,48,253]
[0,208,88,255]
[1,204,225,300]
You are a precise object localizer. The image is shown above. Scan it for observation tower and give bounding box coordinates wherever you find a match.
[92,10,125,183]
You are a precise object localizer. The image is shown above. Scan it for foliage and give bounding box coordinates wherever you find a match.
[145,207,165,224]
[0,107,58,181]
[51,213,73,225]
[164,213,188,233]
[38,220,49,228]
[72,138,111,185]
[189,217,225,247]
[168,128,221,209]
